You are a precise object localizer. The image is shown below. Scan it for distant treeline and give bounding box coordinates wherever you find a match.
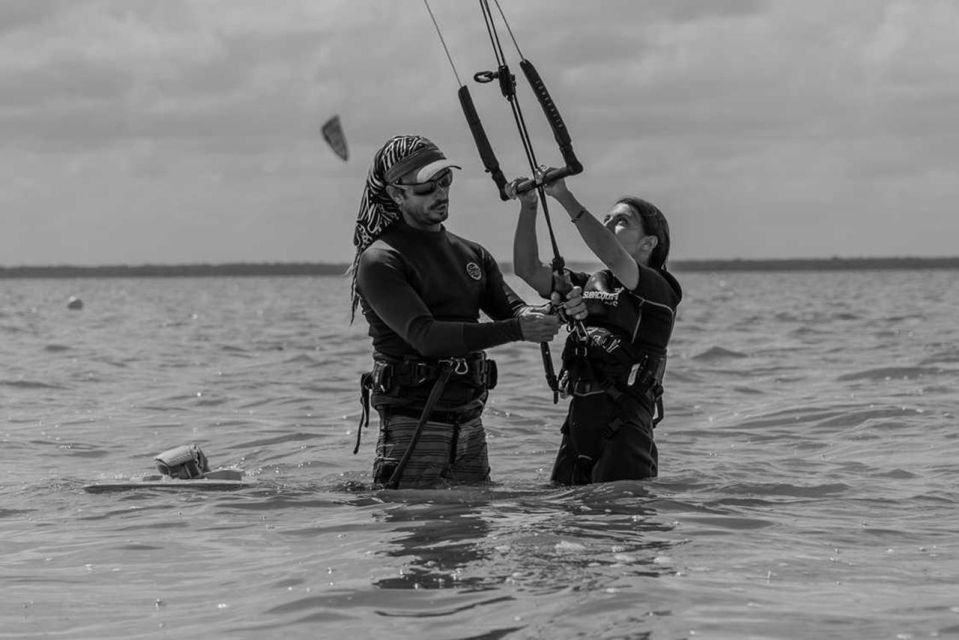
[672,257,959,272]
[0,262,346,279]
[2,257,959,279]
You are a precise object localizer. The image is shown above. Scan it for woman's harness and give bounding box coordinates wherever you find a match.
[355,353,497,488]
[560,326,667,435]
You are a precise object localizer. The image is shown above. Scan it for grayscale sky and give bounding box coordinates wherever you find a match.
[3,0,957,267]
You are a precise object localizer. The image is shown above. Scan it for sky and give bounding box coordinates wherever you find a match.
[2,0,958,267]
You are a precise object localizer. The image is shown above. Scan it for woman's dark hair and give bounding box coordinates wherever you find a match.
[616,196,670,270]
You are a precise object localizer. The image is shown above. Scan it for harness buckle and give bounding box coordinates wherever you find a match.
[626,354,649,388]
[572,379,593,395]
[439,357,469,376]
[411,362,432,386]
[371,361,393,392]
[570,319,589,343]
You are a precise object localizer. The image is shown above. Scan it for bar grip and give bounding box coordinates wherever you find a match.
[513,166,575,194]
[458,85,510,200]
[520,60,583,175]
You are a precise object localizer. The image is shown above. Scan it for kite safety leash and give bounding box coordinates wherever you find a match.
[423,0,585,402]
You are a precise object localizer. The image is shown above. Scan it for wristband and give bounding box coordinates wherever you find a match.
[570,208,587,223]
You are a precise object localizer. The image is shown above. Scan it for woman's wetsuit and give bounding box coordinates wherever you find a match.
[551,263,682,484]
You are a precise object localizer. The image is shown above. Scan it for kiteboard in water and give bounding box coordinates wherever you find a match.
[83,470,251,494]
[82,443,253,493]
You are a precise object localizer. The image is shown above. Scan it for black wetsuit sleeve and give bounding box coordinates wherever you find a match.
[528,270,590,302]
[479,249,528,320]
[358,250,523,358]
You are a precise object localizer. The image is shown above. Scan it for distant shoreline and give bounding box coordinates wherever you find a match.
[2,257,959,279]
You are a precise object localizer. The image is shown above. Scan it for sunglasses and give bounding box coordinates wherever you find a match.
[393,170,454,196]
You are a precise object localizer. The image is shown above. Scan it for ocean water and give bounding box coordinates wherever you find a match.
[2,270,957,639]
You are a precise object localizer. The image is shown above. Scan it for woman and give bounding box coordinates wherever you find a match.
[507,172,682,484]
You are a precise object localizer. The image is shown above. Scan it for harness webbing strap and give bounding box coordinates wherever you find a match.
[384,362,455,489]
[541,342,559,403]
[353,373,373,455]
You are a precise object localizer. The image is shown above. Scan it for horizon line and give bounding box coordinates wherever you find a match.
[3,255,959,278]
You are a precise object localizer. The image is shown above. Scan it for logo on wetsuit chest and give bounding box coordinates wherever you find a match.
[465,262,482,281]
[583,289,621,307]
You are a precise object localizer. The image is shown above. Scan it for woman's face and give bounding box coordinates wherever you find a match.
[602,202,648,255]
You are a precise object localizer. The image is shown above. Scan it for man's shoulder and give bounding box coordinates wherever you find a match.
[358,236,405,271]
[444,228,490,258]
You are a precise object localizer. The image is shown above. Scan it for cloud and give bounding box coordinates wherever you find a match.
[3,0,959,266]
[1,1,356,150]
[0,0,69,35]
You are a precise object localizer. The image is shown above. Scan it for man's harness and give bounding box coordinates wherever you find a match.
[355,353,497,489]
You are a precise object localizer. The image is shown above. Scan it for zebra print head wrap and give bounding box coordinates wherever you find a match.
[349,134,434,320]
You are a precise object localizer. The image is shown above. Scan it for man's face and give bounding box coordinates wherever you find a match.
[393,170,453,229]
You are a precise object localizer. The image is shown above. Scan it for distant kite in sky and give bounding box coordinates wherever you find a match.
[321,115,348,161]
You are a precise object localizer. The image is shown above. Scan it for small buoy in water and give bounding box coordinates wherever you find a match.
[67,296,83,310]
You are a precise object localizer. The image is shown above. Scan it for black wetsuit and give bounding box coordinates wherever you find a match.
[358,222,524,359]
[551,263,682,484]
[356,220,527,485]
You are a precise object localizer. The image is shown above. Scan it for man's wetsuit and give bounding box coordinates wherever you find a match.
[552,263,682,484]
[356,220,527,486]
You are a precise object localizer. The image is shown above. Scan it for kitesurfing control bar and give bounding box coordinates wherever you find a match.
[468,59,583,200]
[424,0,582,402]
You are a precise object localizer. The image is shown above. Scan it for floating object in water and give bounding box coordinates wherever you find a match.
[82,443,252,493]
[67,296,83,310]
[154,443,209,478]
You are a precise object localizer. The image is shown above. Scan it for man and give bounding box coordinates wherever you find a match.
[350,134,584,489]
